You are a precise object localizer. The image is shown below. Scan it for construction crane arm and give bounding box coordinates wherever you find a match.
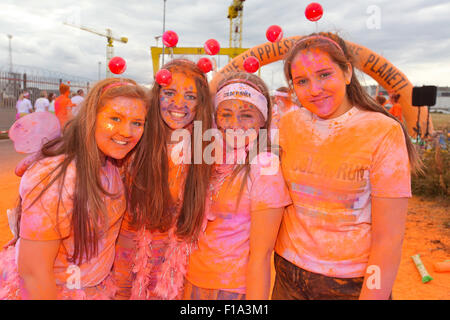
[63,22,128,43]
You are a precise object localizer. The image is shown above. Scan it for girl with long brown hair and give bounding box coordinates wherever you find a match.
[0,78,149,299]
[112,59,213,300]
[183,72,291,300]
[273,32,420,300]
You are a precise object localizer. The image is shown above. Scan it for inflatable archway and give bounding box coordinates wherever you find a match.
[211,36,433,137]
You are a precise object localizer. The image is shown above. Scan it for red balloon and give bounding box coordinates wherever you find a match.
[108,56,126,75]
[204,39,220,55]
[197,57,212,73]
[305,3,323,22]
[266,25,283,42]
[243,56,260,73]
[162,30,178,47]
[155,69,172,86]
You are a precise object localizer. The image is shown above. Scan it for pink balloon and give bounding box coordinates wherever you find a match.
[305,3,323,22]
[155,68,172,86]
[108,56,127,75]
[266,25,283,42]
[243,56,260,73]
[9,112,61,154]
[197,57,213,73]
[162,30,179,48]
[204,39,220,55]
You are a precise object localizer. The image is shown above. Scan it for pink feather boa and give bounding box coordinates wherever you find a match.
[130,227,195,300]
[130,162,236,300]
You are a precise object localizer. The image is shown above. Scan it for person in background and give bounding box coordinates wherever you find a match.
[48,93,56,114]
[375,95,386,107]
[274,87,300,116]
[34,91,50,113]
[389,93,402,122]
[71,89,85,117]
[54,83,75,129]
[16,91,33,119]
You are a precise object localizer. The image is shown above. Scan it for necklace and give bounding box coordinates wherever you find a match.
[209,164,234,203]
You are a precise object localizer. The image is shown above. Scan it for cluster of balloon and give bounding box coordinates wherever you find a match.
[243,56,260,73]
[162,30,179,47]
[155,68,172,86]
[266,25,283,42]
[197,57,213,73]
[305,2,323,21]
[204,39,220,55]
[108,56,127,75]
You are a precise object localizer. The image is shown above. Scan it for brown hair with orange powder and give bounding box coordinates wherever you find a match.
[129,59,213,241]
[17,78,150,264]
[283,32,422,173]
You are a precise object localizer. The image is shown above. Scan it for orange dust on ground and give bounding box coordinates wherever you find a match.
[0,139,448,300]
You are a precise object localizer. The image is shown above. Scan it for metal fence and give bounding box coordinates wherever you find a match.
[0,71,90,109]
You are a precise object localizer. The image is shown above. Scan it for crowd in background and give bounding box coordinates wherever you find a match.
[15,85,85,126]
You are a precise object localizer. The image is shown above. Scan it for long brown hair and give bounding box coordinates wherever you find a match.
[19,78,149,264]
[284,32,421,173]
[215,72,274,206]
[130,59,213,241]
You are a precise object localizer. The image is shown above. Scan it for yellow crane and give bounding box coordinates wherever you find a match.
[63,22,128,78]
[228,0,245,49]
[150,1,248,75]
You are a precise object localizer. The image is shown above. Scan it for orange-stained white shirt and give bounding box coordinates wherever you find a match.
[19,155,126,287]
[275,106,411,278]
[187,152,292,293]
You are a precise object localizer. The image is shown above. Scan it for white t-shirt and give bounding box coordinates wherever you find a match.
[48,101,55,113]
[16,98,33,114]
[71,95,84,116]
[34,98,50,112]
[71,95,84,106]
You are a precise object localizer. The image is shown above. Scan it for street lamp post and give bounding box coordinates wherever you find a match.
[161,0,167,66]
[7,34,13,73]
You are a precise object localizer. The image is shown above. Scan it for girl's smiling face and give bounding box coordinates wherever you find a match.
[216,99,265,149]
[159,70,198,130]
[291,48,352,119]
[95,96,146,160]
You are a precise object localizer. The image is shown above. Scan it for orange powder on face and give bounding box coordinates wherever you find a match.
[95,97,146,160]
[159,71,198,130]
[291,48,351,120]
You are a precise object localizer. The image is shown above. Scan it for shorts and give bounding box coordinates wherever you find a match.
[272,253,392,300]
[183,280,246,300]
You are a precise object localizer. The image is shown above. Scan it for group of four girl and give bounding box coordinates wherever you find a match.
[0,32,417,300]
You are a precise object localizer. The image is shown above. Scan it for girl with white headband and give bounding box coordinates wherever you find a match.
[184,72,291,300]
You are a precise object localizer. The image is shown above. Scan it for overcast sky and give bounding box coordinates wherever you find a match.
[1,0,449,89]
